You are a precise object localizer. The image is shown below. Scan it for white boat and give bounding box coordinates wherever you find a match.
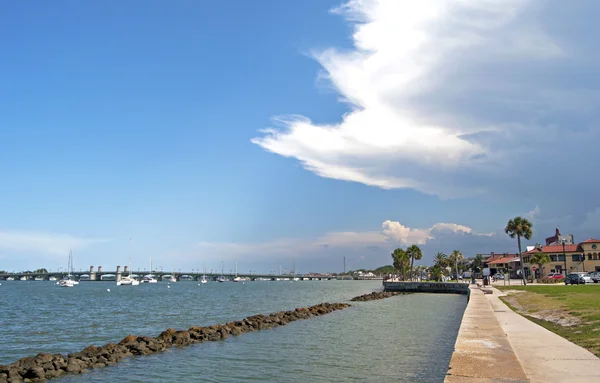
[141,274,158,283]
[169,275,177,283]
[117,275,139,286]
[49,276,57,281]
[200,265,207,284]
[117,238,140,286]
[7,277,14,281]
[232,260,241,282]
[217,261,226,282]
[58,250,78,287]
[140,258,157,283]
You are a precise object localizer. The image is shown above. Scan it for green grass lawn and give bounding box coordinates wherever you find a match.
[497,285,600,357]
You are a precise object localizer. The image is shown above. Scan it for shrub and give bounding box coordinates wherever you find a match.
[539,276,564,284]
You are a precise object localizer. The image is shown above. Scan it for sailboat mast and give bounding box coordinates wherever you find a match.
[129,237,132,276]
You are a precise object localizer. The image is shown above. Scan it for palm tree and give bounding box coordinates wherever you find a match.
[406,245,423,281]
[449,250,463,281]
[434,252,447,268]
[505,216,533,285]
[530,252,550,282]
[472,254,484,273]
[392,248,410,281]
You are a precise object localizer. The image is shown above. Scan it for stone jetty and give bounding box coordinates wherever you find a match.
[350,291,404,301]
[0,302,350,382]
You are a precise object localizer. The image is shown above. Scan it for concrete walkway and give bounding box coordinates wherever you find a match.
[487,286,600,383]
[445,286,528,382]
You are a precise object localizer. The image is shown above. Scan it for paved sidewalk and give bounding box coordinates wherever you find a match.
[487,286,600,383]
[445,286,528,382]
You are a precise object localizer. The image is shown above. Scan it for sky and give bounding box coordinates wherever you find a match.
[1,0,599,274]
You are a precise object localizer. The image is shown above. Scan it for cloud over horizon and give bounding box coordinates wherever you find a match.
[197,219,499,267]
[253,0,600,221]
[0,230,110,262]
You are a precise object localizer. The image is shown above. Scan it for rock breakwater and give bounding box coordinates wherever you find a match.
[0,302,350,382]
[350,291,404,301]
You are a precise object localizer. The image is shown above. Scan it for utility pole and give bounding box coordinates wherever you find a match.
[562,239,568,276]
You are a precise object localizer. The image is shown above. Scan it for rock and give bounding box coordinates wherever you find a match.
[118,335,136,346]
[156,328,177,344]
[172,330,192,347]
[42,369,64,379]
[6,366,23,381]
[350,291,402,302]
[22,367,44,381]
[65,359,87,374]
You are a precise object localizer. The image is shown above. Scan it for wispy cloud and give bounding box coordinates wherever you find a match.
[0,230,109,258]
[252,0,600,216]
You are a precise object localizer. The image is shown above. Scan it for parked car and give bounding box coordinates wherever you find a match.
[589,272,600,283]
[578,272,593,283]
[565,273,586,285]
[546,272,564,279]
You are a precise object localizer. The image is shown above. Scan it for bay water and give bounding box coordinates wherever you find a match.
[0,280,466,382]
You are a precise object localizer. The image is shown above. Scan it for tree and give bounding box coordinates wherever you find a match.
[530,252,550,282]
[471,254,484,273]
[415,265,428,281]
[434,252,448,269]
[428,264,443,281]
[449,250,463,280]
[374,265,397,276]
[406,245,423,281]
[505,216,533,285]
[392,248,410,281]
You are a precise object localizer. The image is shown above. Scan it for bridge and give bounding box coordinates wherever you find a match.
[0,266,348,282]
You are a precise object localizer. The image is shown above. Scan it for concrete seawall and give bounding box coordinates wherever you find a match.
[383,281,470,295]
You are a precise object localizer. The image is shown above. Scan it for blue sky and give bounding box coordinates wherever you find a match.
[1,0,599,274]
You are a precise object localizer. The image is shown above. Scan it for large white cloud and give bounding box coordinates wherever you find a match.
[252,0,600,217]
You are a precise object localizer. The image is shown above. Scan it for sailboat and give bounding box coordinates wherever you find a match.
[58,250,78,287]
[141,256,158,283]
[117,238,140,286]
[200,265,207,284]
[232,260,241,282]
[217,261,226,282]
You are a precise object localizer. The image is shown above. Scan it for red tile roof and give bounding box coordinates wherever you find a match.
[581,238,600,244]
[525,244,579,254]
[486,256,519,265]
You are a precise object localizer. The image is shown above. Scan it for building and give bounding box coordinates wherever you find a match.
[481,253,520,277]
[523,236,600,277]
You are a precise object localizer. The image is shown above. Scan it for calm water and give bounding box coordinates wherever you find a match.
[0,280,466,382]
